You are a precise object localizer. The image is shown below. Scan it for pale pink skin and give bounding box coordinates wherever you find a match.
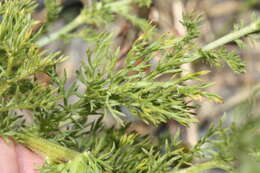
[0,138,44,173]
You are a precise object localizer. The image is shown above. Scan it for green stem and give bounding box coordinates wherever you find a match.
[184,19,260,63]
[36,14,86,47]
[17,134,79,162]
[174,160,231,173]
[202,20,260,51]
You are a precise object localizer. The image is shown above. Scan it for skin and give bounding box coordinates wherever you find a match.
[0,138,43,173]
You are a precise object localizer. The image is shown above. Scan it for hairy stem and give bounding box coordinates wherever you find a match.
[185,19,260,63]
[17,134,79,162]
[174,160,231,173]
[202,20,260,51]
[36,14,86,47]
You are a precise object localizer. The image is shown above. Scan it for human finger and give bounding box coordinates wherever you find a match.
[16,143,44,173]
[0,138,19,173]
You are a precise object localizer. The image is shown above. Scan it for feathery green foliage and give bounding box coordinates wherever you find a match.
[0,0,260,173]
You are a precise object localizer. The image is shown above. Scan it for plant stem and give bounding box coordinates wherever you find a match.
[202,20,260,51]
[183,19,260,63]
[36,14,86,47]
[17,134,79,162]
[174,160,231,173]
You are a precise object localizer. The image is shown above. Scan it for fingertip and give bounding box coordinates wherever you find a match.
[0,137,19,173]
[16,143,44,173]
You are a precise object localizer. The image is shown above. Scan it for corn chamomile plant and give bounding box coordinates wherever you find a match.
[0,0,260,172]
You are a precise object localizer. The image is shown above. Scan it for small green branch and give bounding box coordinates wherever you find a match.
[201,20,260,51]
[183,19,260,63]
[6,56,14,75]
[174,160,231,173]
[36,14,87,47]
[17,134,79,162]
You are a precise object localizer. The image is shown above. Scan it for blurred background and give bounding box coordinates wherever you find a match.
[33,0,260,171]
